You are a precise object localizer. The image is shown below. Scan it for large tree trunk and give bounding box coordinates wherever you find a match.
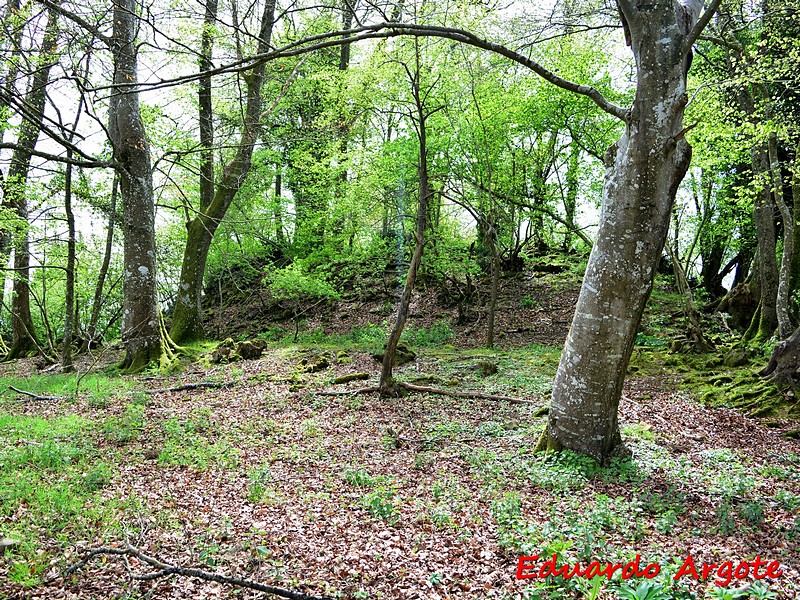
[750,142,779,340]
[169,0,276,344]
[540,0,698,463]
[0,0,23,145]
[109,0,161,372]
[2,7,59,360]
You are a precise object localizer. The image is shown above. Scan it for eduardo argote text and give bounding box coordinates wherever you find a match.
[516,553,784,587]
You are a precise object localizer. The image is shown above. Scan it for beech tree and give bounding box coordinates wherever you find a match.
[0,6,59,360]
[538,0,718,461]
[107,0,161,370]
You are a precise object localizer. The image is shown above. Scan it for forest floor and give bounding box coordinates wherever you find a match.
[1,262,799,600]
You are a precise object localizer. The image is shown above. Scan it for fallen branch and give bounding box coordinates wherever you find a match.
[140,381,233,394]
[7,386,61,401]
[315,381,534,405]
[397,381,535,404]
[315,386,379,396]
[61,543,332,600]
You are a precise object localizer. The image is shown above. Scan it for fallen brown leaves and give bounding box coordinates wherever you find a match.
[1,347,798,600]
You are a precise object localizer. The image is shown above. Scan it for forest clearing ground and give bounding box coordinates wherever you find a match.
[0,340,799,600]
[1,269,799,599]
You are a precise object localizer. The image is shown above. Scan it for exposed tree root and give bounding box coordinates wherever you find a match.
[315,381,534,405]
[60,543,332,600]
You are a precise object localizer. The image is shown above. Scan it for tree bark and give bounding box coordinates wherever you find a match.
[169,0,276,343]
[750,142,779,341]
[541,0,698,462]
[769,133,793,339]
[2,6,59,360]
[109,0,161,371]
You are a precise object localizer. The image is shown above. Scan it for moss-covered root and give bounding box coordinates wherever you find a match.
[533,428,563,453]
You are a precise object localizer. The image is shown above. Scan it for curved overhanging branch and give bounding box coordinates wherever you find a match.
[85,22,629,121]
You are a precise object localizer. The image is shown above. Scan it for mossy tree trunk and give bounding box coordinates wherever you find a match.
[169,0,276,344]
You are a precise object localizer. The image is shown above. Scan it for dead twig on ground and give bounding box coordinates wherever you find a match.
[7,386,61,401]
[140,381,234,394]
[60,543,332,600]
[315,381,535,405]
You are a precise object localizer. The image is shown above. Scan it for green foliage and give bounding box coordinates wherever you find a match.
[269,264,340,303]
[616,581,672,600]
[102,402,145,444]
[157,409,239,470]
[401,320,454,347]
[0,410,137,586]
[247,464,273,502]
[361,488,399,524]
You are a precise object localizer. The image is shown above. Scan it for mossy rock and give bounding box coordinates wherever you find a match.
[297,349,332,373]
[236,339,267,359]
[723,348,750,367]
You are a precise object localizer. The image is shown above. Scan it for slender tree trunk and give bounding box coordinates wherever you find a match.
[540,0,697,462]
[109,0,161,371]
[85,174,118,349]
[2,6,59,360]
[198,0,216,219]
[486,230,500,348]
[61,56,89,370]
[61,150,76,370]
[170,0,276,343]
[562,141,580,252]
[769,133,793,339]
[274,164,285,246]
[379,56,431,393]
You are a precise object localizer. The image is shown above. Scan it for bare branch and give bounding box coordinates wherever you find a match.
[61,544,332,600]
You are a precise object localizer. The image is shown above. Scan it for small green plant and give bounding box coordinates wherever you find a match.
[746,582,779,599]
[361,488,398,524]
[715,500,738,536]
[247,465,272,502]
[413,452,433,470]
[491,491,521,526]
[705,586,748,599]
[81,462,112,492]
[102,403,145,444]
[616,581,671,600]
[429,572,443,586]
[343,469,381,488]
[622,422,654,441]
[739,500,764,527]
[520,295,537,309]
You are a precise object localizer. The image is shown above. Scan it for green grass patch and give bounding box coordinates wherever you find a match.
[0,372,131,404]
[0,410,142,586]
